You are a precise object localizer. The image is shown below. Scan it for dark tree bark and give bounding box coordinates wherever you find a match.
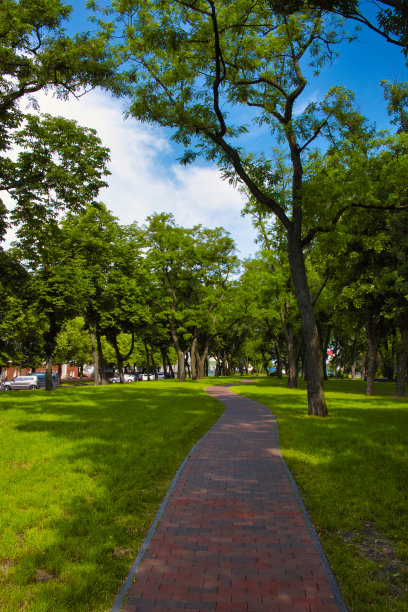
[366,314,382,396]
[287,220,327,416]
[96,329,107,385]
[191,337,197,380]
[396,322,408,397]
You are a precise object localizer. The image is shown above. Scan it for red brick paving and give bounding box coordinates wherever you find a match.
[117,385,346,612]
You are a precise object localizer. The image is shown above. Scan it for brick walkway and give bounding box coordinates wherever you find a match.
[113,385,347,612]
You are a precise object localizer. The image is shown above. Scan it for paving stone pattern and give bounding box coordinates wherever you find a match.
[119,385,345,612]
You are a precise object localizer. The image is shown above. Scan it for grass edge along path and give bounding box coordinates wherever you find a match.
[0,379,237,612]
[234,377,408,612]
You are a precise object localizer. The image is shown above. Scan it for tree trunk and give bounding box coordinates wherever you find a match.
[191,337,197,380]
[161,349,168,378]
[185,353,191,378]
[89,322,100,385]
[366,314,380,396]
[222,351,229,376]
[244,356,249,375]
[167,357,174,378]
[285,322,298,389]
[396,322,408,397]
[351,336,357,379]
[322,326,331,381]
[287,227,327,416]
[176,351,186,381]
[45,356,54,392]
[275,336,283,379]
[112,338,125,383]
[96,330,107,385]
[44,313,59,392]
[143,341,151,377]
[194,336,211,380]
[169,320,186,382]
[150,347,158,379]
[215,350,221,377]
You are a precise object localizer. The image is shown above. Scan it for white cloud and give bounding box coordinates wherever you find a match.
[12,89,258,259]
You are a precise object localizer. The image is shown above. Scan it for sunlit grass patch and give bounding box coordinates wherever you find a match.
[235,376,408,612]
[0,382,225,611]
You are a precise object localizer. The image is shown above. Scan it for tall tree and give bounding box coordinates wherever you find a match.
[97,2,365,414]
[6,114,110,389]
[0,0,116,233]
[145,213,238,381]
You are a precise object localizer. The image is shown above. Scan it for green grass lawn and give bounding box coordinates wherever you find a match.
[1,376,407,611]
[235,376,408,612]
[0,379,228,612]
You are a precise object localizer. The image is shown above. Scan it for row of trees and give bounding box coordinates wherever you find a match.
[1,0,408,412]
[2,156,408,399]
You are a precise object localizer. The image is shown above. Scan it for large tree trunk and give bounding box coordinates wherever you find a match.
[194,336,211,380]
[191,337,197,380]
[45,356,54,392]
[366,314,381,396]
[287,227,327,416]
[396,322,408,397]
[222,351,229,376]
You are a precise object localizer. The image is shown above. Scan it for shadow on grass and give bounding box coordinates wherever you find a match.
[0,383,224,612]
[235,377,408,612]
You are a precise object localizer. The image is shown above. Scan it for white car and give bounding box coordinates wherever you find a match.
[109,374,137,383]
[2,375,40,391]
[140,373,153,380]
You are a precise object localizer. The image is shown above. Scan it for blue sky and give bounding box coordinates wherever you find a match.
[26,1,407,259]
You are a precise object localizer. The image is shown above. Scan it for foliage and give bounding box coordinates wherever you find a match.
[145,212,238,379]
[4,113,110,263]
[268,0,408,55]
[0,0,116,151]
[53,317,93,368]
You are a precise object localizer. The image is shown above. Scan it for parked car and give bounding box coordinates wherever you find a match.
[108,374,137,383]
[1,375,40,391]
[34,372,60,388]
[157,372,165,379]
[140,373,153,381]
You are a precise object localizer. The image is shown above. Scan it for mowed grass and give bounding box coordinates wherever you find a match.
[0,380,227,612]
[235,376,408,612]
